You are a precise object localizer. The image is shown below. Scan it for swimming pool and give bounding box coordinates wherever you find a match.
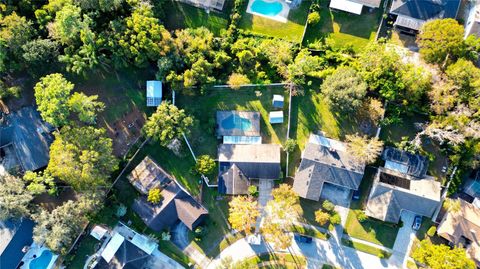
[221,115,252,131]
[250,0,284,16]
[29,250,54,269]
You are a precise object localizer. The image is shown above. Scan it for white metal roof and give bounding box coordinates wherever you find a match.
[101,233,124,263]
[90,225,108,240]
[308,133,346,152]
[223,136,262,144]
[329,0,363,15]
[146,80,162,107]
[269,111,283,124]
[131,234,157,255]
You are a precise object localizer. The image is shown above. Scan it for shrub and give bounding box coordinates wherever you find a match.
[283,139,297,153]
[427,226,437,237]
[330,212,341,225]
[356,210,368,223]
[147,188,162,204]
[248,185,258,196]
[308,12,320,25]
[322,200,335,212]
[195,155,216,175]
[315,210,330,225]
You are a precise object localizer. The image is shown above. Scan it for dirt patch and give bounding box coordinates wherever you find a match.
[99,107,146,158]
[33,187,78,211]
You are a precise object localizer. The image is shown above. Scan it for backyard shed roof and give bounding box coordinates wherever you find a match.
[293,134,365,201]
[365,167,441,223]
[0,106,54,171]
[90,225,108,240]
[146,80,162,107]
[272,94,284,109]
[329,0,363,15]
[269,111,284,124]
[0,218,34,269]
[132,179,208,231]
[216,111,261,137]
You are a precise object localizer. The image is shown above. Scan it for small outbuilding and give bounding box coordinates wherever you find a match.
[272,94,284,109]
[146,80,162,107]
[269,111,283,124]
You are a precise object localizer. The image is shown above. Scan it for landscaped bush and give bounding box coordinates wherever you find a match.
[308,12,321,25]
[283,138,297,153]
[427,226,437,237]
[356,210,368,223]
[248,185,258,196]
[330,212,341,226]
[322,200,335,212]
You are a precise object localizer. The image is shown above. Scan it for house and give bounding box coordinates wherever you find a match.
[216,111,261,138]
[293,134,365,202]
[269,111,283,124]
[365,148,441,223]
[464,1,480,39]
[272,94,284,109]
[329,0,381,15]
[146,80,162,107]
[389,0,461,33]
[129,157,208,231]
[437,199,480,267]
[93,223,183,269]
[176,0,225,11]
[463,170,480,201]
[0,106,54,172]
[128,156,172,195]
[218,144,281,195]
[0,218,34,269]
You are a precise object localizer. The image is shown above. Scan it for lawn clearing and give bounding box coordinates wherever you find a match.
[290,224,329,240]
[341,238,392,258]
[239,0,311,43]
[239,253,307,268]
[303,0,383,51]
[163,0,232,36]
[343,209,398,248]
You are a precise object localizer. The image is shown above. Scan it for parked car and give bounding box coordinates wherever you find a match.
[294,234,313,244]
[412,215,422,231]
[352,190,361,200]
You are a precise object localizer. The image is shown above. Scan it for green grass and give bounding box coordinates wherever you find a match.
[238,253,307,268]
[380,113,429,144]
[303,0,383,51]
[239,0,311,42]
[322,265,341,269]
[65,236,100,269]
[341,238,392,258]
[163,0,231,36]
[290,224,329,240]
[343,209,399,248]
[158,241,195,267]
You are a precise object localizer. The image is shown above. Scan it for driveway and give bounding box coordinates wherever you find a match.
[172,223,211,268]
[255,179,274,232]
[389,210,416,268]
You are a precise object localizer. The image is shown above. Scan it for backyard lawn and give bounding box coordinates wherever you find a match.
[163,0,232,36]
[303,0,383,51]
[239,0,311,43]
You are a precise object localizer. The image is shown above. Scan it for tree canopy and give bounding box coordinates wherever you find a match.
[228,196,260,235]
[0,173,33,221]
[321,67,367,112]
[412,240,475,269]
[34,73,73,126]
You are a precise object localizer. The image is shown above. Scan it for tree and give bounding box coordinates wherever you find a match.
[261,221,292,250]
[33,199,92,255]
[321,67,367,112]
[143,102,194,146]
[315,210,330,225]
[0,12,35,61]
[412,239,475,269]
[47,126,118,191]
[68,92,105,124]
[195,155,216,175]
[307,12,320,24]
[346,134,384,164]
[283,138,297,153]
[227,73,250,90]
[147,188,162,204]
[445,58,480,101]
[248,185,258,196]
[23,171,57,196]
[329,212,341,225]
[48,4,88,45]
[322,200,335,212]
[0,173,33,221]
[34,73,73,126]
[22,39,60,74]
[228,196,260,235]
[417,19,465,64]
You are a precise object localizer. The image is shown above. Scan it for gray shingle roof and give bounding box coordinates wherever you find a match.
[94,239,152,269]
[390,0,460,30]
[366,168,441,223]
[293,137,365,201]
[350,0,382,8]
[219,164,250,195]
[0,218,34,269]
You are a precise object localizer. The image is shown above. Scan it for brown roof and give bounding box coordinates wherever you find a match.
[128,156,172,195]
[438,199,480,245]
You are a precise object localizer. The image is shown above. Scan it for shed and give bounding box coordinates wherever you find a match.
[269,111,283,124]
[146,81,162,107]
[329,0,363,15]
[90,226,108,240]
[272,95,284,109]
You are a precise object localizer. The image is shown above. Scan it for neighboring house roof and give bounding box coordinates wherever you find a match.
[293,134,365,201]
[177,0,225,10]
[146,80,162,107]
[365,167,441,223]
[382,147,428,178]
[218,144,281,180]
[132,179,208,231]
[389,0,460,30]
[216,111,261,137]
[218,164,250,195]
[349,0,382,8]
[94,234,154,269]
[437,199,480,265]
[0,106,54,171]
[128,156,172,195]
[464,170,480,198]
[0,218,34,269]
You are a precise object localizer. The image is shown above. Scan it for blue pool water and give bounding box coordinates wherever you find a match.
[222,115,252,130]
[250,0,283,16]
[29,250,53,269]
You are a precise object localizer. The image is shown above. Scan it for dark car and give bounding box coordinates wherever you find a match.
[294,234,313,244]
[352,190,361,200]
[412,215,422,231]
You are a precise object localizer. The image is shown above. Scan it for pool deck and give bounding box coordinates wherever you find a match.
[246,0,290,23]
[20,243,58,269]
